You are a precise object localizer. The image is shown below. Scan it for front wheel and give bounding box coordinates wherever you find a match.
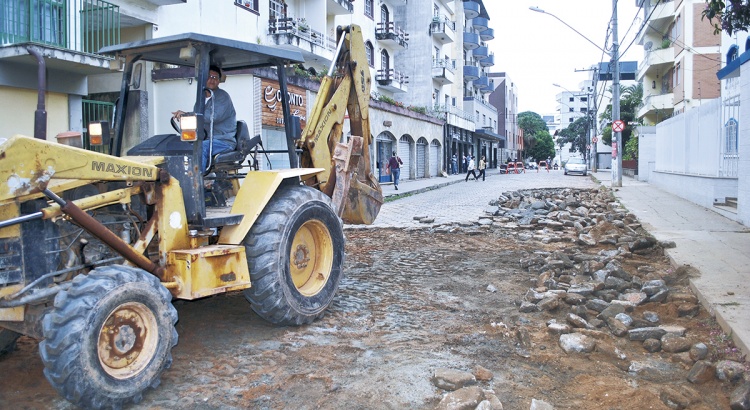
[39,265,178,409]
[243,186,344,326]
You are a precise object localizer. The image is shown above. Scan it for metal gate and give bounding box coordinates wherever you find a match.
[377,134,394,183]
[430,140,440,177]
[398,136,411,180]
[416,138,427,178]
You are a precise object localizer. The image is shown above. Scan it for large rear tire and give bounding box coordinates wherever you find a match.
[39,265,178,409]
[0,328,20,357]
[243,185,344,326]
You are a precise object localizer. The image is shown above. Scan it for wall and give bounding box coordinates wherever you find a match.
[636,126,657,181]
[655,98,721,175]
[650,99,739,214]
[0,87,69,141]
[738,58,750,225]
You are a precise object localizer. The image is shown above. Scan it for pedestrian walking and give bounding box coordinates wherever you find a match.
[451,154,458,175]
[476,155,486,181]
[388,151,403,190]
[465,155,478,181]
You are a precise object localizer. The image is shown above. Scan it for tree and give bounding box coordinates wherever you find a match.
[527,133,556,163]
[557,116,590,158]
[599,83,643,149]
[517,111,549,156]
[703,1,750,35]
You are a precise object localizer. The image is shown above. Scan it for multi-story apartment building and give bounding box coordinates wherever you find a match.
[1,0,504,181]
[636,0,721,125]
[488,72,519,162]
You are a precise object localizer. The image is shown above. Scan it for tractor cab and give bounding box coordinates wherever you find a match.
[98,33,305,225]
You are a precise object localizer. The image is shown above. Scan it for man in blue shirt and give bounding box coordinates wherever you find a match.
[173,65,236,172]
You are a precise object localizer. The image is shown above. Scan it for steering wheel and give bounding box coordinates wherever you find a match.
[171,115,182,134]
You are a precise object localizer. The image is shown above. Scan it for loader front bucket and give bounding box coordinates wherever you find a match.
[342,175,383,225]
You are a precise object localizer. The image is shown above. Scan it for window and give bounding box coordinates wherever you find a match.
[380,5,389,24]
[434,3,439,17]
[434,88,440,103]
[434,46,440,61]
[365,42,374,67]
[725,118,739,153]
[268,0,284,18]
[365,0,373,19]
[452,97,456,106]
[675,62,682,86]
[568,97,574,102]
[235,0,259,14]
[568,118,574,123]
[381,49,390,71]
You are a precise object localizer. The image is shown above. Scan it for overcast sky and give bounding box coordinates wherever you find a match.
[483,1,642,115]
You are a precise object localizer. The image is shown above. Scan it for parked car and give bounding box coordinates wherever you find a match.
[564,157,587,176]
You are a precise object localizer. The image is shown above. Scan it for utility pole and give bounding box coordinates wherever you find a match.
[574,66,599,172]
[611,0,622,187]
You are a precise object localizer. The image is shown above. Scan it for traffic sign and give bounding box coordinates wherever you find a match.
[592,136,599,143]
[612,120,625,132]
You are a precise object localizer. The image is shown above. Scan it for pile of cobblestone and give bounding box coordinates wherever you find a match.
[478,187,750,409]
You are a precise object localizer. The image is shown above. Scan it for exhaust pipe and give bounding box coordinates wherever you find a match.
[26,46,47,141]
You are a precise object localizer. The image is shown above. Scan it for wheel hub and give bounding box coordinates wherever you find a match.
[290,220,334,297]
[98,302,159,379]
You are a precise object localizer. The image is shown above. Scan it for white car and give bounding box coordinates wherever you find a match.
[564,157,587,176]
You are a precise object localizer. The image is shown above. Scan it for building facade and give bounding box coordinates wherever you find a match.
[636,0,721,125]
[1,0,506,181]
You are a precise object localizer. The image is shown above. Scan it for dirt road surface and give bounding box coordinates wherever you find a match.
[0,178,744,409]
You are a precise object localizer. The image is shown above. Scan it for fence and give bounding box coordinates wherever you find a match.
[0,0,120,56]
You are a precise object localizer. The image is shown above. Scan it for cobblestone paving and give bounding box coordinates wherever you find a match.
[361,171,598,229]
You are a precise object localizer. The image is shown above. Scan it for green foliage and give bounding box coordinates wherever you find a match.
[377,94,405,108]
[408,106,428,115]
[527,133,556,162]
[660,38,671,49]
[702,0,750,35]
[518,111,549,154]
[558,116,591,156]
[623,133,638,160]
[599,83,644,147]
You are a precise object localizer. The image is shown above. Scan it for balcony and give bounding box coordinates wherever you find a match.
[327,0,353,15]
[434,104,476,129]
[376,22,409,49]
[480,53,494,67]
[637,46,675,81]
[474,76,489,90]
[432,58,455,85]
[463,65,479,81]
[463,1,480,19]
[472,17,489,32]
[463,31,480,50]
[480,28,494,41]
[376,69,409,93]
[268,18,335,63]
[473,46,489,60]
[0,0,121,57]
[430,16,455,44]
[639,92,674,119]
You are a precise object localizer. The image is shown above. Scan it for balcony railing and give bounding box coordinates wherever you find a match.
[1,0,121,56]
[268,17,334,51]
[82,99,115,152]
[376,68,408,92]
[375,22,408,49]
[429,15,455,44]
[432,58,456,72]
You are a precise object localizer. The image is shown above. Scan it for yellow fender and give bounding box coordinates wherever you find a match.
[218,168,325,245]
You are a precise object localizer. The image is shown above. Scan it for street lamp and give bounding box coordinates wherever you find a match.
[530,4,621,187]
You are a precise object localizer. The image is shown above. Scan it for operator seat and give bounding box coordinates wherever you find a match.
[210,120,260,172]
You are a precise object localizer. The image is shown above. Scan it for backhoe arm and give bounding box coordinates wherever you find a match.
[299,25,383,225]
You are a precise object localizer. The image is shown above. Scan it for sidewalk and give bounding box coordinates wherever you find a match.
[593,171,750,358]
[380,170,750,357]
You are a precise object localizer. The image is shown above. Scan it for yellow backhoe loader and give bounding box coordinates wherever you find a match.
[0,25,381,408]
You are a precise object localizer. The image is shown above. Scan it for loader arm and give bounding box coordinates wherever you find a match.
[299,25,383,225]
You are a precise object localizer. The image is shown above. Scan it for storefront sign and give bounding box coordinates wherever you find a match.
[261,79,307,128]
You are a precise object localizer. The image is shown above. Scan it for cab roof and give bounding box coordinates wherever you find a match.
[99,32,305,71]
